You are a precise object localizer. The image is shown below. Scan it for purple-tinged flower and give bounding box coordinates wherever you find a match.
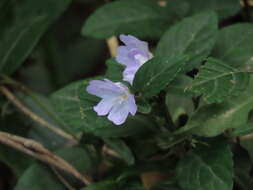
[86,79,137,125]
[116,34,153,84]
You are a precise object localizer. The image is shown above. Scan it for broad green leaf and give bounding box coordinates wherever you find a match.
[166,75,194,123]
[184,0,241,19]
[82,0,176,39]
[230,123,253,137]
[0,0,71,75]
[105,59,124,82]
[188,58,250,103]
[55,147,95,172]
[0,16,48,74]
[51,80,157,138]
[156,11,218,72]
[16,92,71,150]
[175,77,253,137]
[81,180,118,190]
[176,142,233,190]
[104,138,135,165]
[212,24,253,69]
[133,56,187,98]
[15,163,65,190]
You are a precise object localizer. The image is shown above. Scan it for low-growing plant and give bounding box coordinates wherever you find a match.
[0,0,253,190]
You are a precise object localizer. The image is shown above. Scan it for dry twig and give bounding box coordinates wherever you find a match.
[0,131,92,185]
[0,86,78,144]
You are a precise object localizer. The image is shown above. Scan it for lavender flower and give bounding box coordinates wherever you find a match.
[86,79,137,125]
[116,34,153,84]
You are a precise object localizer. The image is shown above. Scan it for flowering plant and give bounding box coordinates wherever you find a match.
[0,0,253,190]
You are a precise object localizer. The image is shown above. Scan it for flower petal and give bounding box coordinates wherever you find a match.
[108,102,129,125]
[93,98,115,116]
[122,65,139,84]
[116,46,133,66]
[127,94,137,115]
[119,34,149,52]
[86,79,121,99]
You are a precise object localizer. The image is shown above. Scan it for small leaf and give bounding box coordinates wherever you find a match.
[156,11,218,72]
[82,0,176,39]
[105,59,124,82]
[104,138,135,165]
[176,142,233,190]
[0,16,48,74]
[133,56,187,98]
[188,58,250,103]
[136,99,152,114]
[166,75,194,123]
[55,147,95,172]
[230,123,253,137]
[212,24,253,69]
[0,0,71,75]
[15,163,65,190]
[175,77,253,137]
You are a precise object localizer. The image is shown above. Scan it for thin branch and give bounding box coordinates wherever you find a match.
[0,86,78,144]
[106,36,118,57]
[0,74,74,136]
[0,131,92,185]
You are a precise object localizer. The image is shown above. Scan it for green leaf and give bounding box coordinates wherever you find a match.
[176,142,233,190]
[0,144,32,177]
[82,0,175,39]
[0,16,48,74]
[51,80,157,138]
[15,163,65,190]
[166,75,194,123]
[104,138,135,165]
[175,77,253,137]
[230,123,253,137]
[55,147,95,172]
[16,92,71,150]
[105,59,124,82]
[133,56,187,98]
[0,0,71,75]
[184,0,241,19]
[81,180,118,190]
[212,24,253,69]
[188,58,250,103]
[156,11,218,72]
[136,99,152,114]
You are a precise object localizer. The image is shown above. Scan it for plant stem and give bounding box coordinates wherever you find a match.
[0,131,92,185]
[0,86,78,144]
